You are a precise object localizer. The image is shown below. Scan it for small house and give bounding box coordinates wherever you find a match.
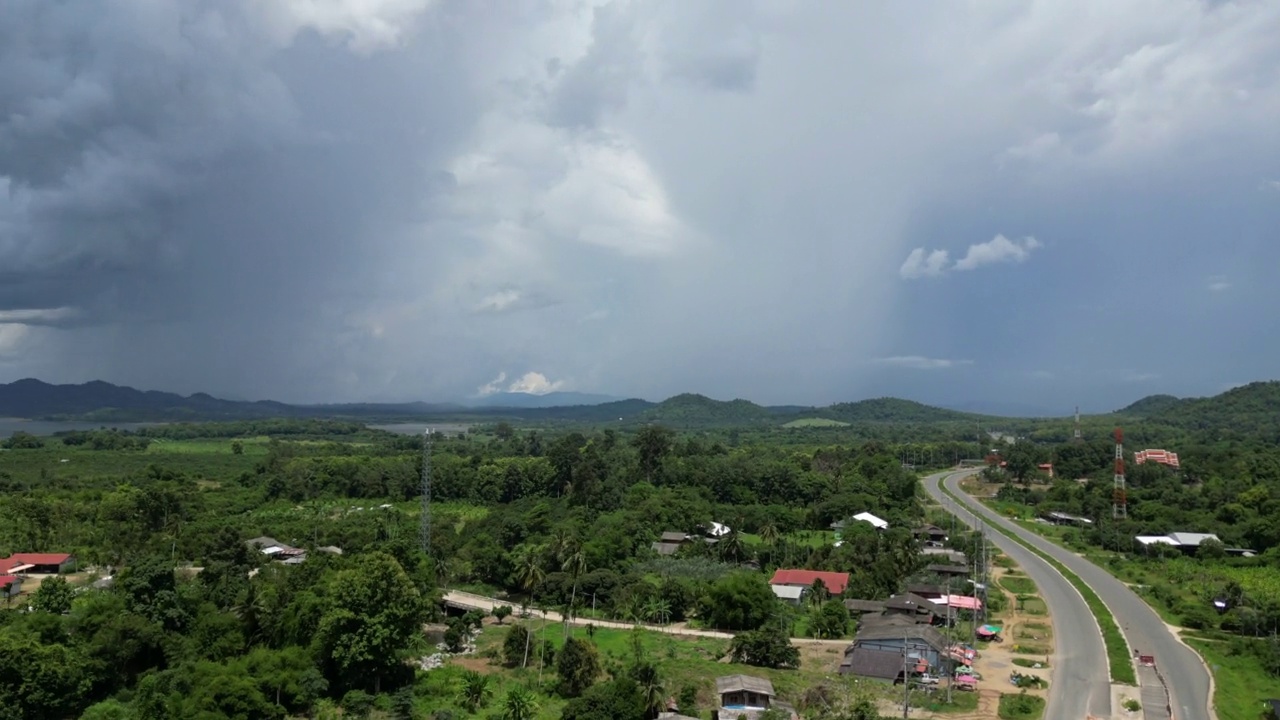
[844,599,887,615]
[840,646,906,682]
[1041,511,1093,527]
[0,575,22,598]
[846,619,950,669]
[913,525,948,543]
[925,564,970,577]
[771,584,806,606]
[884,593,940,623]
[652,531,690,556]
[715,675,796,719]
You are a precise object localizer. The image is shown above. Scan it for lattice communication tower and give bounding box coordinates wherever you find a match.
[1113,427,1127,519]
[1073,406,1083,444]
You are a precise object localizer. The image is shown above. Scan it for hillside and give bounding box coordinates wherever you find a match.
[821,397,979,423]
[0,378,296,421]
[1141,381,1280,435]
[1117,394,1183,416]
[638,393,774,426]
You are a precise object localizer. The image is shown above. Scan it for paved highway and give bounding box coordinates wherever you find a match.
[923,471,1111,720]
[938,472,1213,720]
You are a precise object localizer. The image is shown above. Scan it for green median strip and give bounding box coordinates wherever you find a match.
[939,480,1137,685]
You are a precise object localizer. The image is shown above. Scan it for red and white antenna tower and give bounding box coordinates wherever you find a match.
[1113,427,1126,519]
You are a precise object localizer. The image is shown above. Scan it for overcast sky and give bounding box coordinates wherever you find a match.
[2,0,1278,412]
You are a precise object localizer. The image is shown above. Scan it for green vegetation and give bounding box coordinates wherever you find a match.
[1,418,945,718]
[998,693,1046,720]
[1123,698,1142,712]
[999,575,1037,594]
[1185,637,1280,720]
[1011,657,1048,668]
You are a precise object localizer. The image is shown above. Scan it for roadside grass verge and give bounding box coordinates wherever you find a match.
[1184,637,1280,720]
[923,692,980,713]
[939,481,1137,685]
[999,576,1037,595]
[1011,658,1049,668]
[998,693,1045,720]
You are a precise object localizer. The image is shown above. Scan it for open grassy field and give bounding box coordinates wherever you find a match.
[423,620,910,720]
[781,418,851,428]
[740,530,837,548]
[998,692,1045,720]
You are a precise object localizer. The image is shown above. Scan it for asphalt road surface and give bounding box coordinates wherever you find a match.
[937,472,1213,720]
[923,471,1111,720]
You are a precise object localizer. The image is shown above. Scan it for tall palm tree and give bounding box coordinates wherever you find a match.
[502,686,538,720]
[514,545,545,669]
[562,548,588,637]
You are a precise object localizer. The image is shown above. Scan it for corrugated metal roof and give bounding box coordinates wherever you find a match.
[715,674,774,696]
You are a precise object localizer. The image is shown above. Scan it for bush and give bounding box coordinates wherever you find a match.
[998,693,1045,720]
[1123,699,1141,712]
[502,624,531,667]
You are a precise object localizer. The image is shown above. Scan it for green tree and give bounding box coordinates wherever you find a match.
[633,426,674,483]
[493,605,513,624]
[561,678,646,720]
[556,637,602,697]
[728,622,799,669]
[502,624,532,667]
[231,440,245,455]
[702,572,777,631]
[314,552,427,693]
[808,599,850,639]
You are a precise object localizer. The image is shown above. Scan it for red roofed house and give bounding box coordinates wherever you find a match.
[0,553,76,575]
[770,569,850,597]
[1134,449,1180,469]
[0,575,22,600]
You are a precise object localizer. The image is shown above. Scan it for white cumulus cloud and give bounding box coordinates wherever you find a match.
[899,248,951,279]
[899,235,1041,279]
[506,371,566,395]
[476,370,567,396]
[953,235,1042,272]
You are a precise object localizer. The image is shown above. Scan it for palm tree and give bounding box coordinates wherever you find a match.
[502,686,538,720]
[513,545,545,669]
[632,663,666,720]
[458,670,492,713]
[562,548,588,637]
[760,521,781,546]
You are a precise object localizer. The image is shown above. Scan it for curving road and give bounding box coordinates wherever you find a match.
[923,471,1111,720]
[938,472,1213,720]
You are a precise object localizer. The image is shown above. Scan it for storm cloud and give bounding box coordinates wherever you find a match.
[2,0,1279,410]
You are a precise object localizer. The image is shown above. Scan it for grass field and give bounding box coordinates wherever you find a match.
[740,530,837,548]
[781,418,851,428]
[1018,597,1048,616]
[1185,637,1280,720]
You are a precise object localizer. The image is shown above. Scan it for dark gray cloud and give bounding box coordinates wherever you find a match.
[2,0,1279,408]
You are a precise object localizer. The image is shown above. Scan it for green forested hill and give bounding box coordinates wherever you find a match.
[1117,393,1184,416]
[822,397,981,424]
[638,393,774,426]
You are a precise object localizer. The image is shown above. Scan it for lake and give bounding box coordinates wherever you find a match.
[0,418,158,437]
[369,422,472,436]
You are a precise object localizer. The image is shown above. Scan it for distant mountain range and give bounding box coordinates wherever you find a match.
[2,377,1277,430]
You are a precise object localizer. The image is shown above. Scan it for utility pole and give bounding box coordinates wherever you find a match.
[902,632,912,719]
[945,576,954,703]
